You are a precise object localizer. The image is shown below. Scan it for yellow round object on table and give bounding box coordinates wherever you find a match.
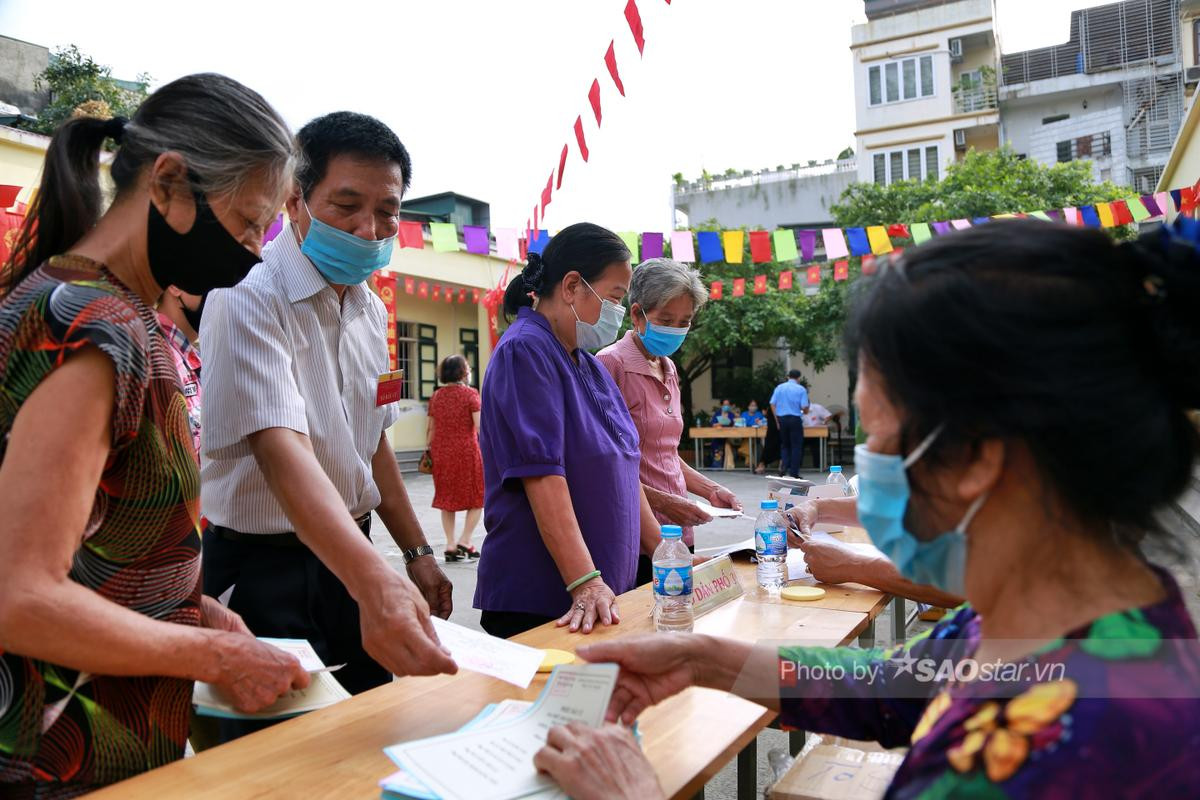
[538,649,576,672]
[781,585,826,601]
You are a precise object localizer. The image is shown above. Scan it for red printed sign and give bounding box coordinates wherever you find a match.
[374,272,398,370]
[778,270,793,290]
[375,369,404,406]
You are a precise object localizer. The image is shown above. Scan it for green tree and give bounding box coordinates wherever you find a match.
[836,146,855,161]
[28,45,149,140]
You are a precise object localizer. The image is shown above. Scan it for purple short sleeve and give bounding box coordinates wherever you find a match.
[480,339,566,484]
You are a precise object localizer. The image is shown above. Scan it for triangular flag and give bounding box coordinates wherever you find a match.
[773,229,798,261]
[495,228,519,260]
[625,0,645,55]
[670,230,695,262]
[417,281,429,299]
[588,79,602,126]
[845,227,870,257]
[866,226,893,255]
[463,225,489,254]
[833,260,849,281]
[910,223,932,244]
[404,277,415,295]
[1138,195,1160,219]
[797,230,816,262]
[557,144,568,190]
[1079,205,1101,227]
[1096,203,1116,227]
[1111,199,1134,225]
[710,280,723,300]
[1127,197,1151,223]
[619,231,639,262]
[779,270,793,290]
[886,223,909,238]
[574,116,589,162]
[541,171,554,216]
[749,231,772,263]
[753,274,767,295]
[731,277,745,297]
[861,254,877,275]
[641,232,663,260]
[1028,211,1052,221]
[697,231,722,263]
[604,41,625,96]
[430,222,458,252]
[821,228,848,259]
[722,230,744,263]
[806,265,821,285]
[399,220,425,248]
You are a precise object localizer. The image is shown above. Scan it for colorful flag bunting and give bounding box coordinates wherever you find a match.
[931,221,952,235]
[753,274,767,295]
[399,220,425,248]
[1096,203,1116,227]
[557,144,568,190]
[1171,189,1183,213]
[417,281,429,299]
[574,116,589,162]
[458,288,467,304]
[972,217,991,225]
[773,229,799,261]
[1111,200,1134,226]
[732,277,745,297]
[866,226,893,255]
[495,228,520,260]
[861,254,877,275]
[821,228,848,259]
[779,270,793,290]
[1028,211,1052,221]
[0,185,20,207]
[1079,206,1101,227]
[710,280,723,299]
[671,230,695,262]
[910,223,932,244]
[472,289,481,304]
[432,285,442,301]
[1181,187,1197,215]
[445,286,454,303]
[1155,192,1170,218]
[430,222,458,252]
[950,219,971,230]
[605,41,625,96]
[806,265,821,285]
[797,229,816,262]
[833,260,849,281]
[528,229,550,255]
[404,277,415,295]
[845,227,870,257]
[1138,195,1160,218]
[463,225,489,254]
[1045,210,1063,222]
[697,231,722,263]
[541,171,554,216]
[1062,207,1080,226]
[749,231,772,263]
[886,223,909,238]
[1127,198,1151,223]
[588,79,602,126]
[625,0,645,55]
[722,230,744,263]
[641,232,664,260]
[619,231,640,262]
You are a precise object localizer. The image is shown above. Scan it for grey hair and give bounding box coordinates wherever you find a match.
[629,257,708,313]
[110,73,295,206]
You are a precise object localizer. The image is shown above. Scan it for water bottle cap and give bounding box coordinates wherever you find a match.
[760,500,779,510]
[661,525,683,538]
[830,465,842,473]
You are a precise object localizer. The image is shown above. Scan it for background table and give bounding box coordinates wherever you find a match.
[688,426,829,472]
[90,543,889,800]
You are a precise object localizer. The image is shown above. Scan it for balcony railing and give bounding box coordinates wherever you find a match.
[953,85,998,113]
[673,159,856,195]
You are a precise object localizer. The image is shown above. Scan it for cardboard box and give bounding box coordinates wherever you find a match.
[770,736,906,800]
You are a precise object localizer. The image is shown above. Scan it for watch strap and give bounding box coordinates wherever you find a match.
[403,545,435,564]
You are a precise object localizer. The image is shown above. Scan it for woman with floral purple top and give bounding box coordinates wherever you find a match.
[533,219,1200,799]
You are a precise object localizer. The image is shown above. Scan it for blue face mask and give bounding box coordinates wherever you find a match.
[299,201,396,285]
[854,428,988,596]
[637,308,689,357]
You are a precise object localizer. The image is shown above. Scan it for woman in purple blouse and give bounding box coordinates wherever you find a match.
[533,219,1200,798]
[474,223,664,639]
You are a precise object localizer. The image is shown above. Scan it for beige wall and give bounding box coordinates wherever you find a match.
[0,126,50,196]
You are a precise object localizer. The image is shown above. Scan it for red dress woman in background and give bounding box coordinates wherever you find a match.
[426,355,484,561]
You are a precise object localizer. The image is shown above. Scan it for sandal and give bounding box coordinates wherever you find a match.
[444,549,460,562]
[457,544,480,560]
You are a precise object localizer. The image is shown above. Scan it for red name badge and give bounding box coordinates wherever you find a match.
[376,369,404,406]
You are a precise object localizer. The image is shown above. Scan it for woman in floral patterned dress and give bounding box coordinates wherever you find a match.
[530,219,1200,800]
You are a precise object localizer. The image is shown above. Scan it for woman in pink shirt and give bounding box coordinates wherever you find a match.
[598,258,742,584]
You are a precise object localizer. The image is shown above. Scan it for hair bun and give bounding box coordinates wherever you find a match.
[102,116,127,144]
[522,252,547,294]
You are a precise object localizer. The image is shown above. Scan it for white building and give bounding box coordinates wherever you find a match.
[851,0,1001,188]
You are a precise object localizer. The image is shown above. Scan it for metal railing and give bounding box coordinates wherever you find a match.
[673,159,857,195]
[953,84,998,113]
[1056,132,1113,162]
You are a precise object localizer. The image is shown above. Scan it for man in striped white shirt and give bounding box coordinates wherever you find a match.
[200,113,455,736]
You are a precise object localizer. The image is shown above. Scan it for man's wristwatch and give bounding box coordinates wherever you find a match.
[402,545,435,565]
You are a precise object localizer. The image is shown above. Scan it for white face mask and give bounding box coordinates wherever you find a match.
[572,278,626,351]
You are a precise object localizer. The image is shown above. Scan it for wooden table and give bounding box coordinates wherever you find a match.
[689,426,830,472]
[90,559,888,800]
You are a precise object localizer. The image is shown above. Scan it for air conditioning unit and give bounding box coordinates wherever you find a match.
[954,129,968,149]
[949,38,963,60]
[1186,65,1200,86]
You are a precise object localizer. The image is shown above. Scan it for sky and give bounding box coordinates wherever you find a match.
[0,0,1109,233]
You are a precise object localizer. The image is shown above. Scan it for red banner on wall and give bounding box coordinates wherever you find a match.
[374,271,398,370]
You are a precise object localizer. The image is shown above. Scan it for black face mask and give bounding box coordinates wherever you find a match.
[180,293,205,332]
[147,183,261,295]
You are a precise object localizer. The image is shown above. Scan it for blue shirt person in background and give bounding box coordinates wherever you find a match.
[770,370,811,477]
[741,401,766,428]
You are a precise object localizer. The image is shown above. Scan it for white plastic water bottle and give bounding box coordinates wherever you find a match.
[652,525,694,632]
[826,465,849,496]
[755,500,788,592]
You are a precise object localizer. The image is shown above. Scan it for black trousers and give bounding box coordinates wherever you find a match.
[778,415,806,477]
[202,520,390,742]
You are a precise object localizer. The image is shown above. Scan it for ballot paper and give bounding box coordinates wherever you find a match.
[385,663,618,800]
[430,617,543,688]
[256,637,327,672]
[692,499,748,519]
[192,637,350,720]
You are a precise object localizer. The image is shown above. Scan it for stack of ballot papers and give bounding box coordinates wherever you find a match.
[192,638,350,720]
[379,663,620,800]
[700,531,883,576]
